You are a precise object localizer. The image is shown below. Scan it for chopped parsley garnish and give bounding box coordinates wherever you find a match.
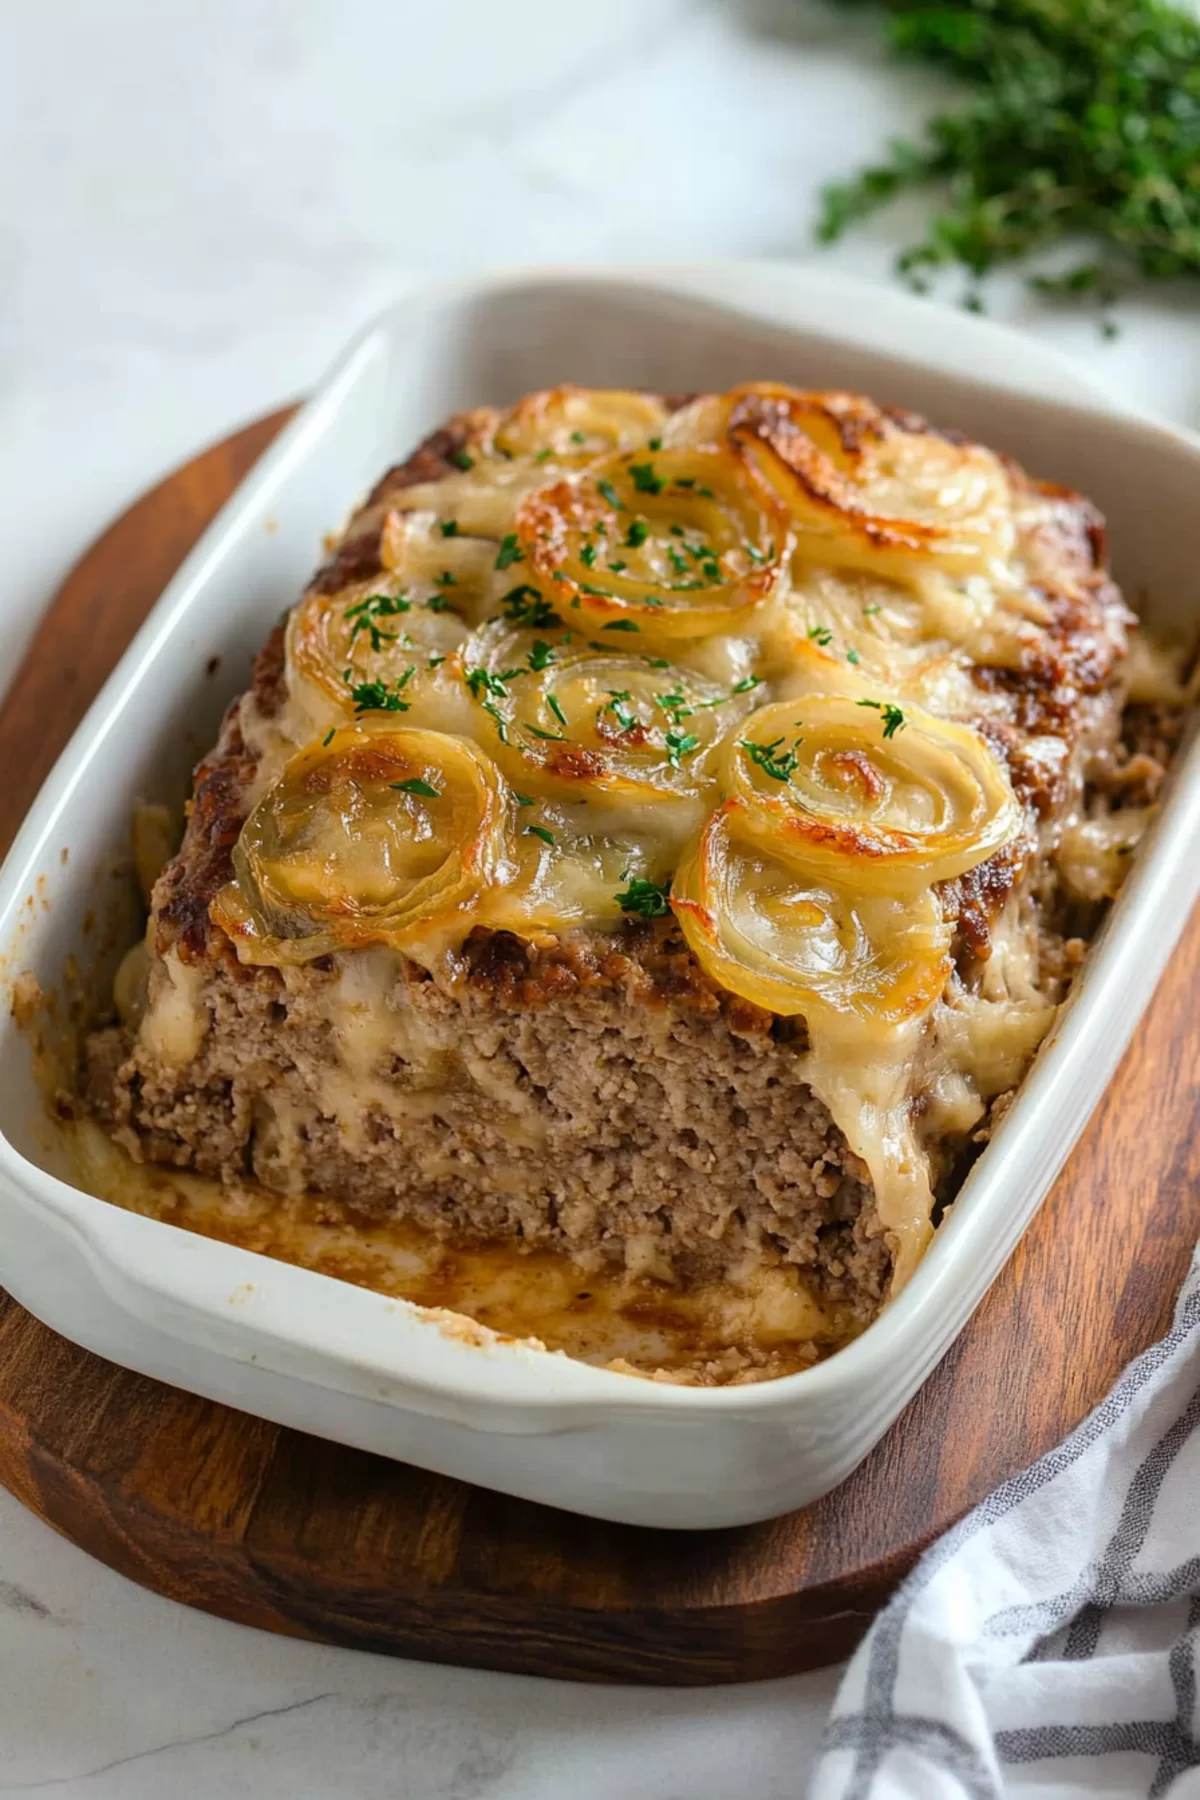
[503,584,560,629]
[424,592,458,614]
[482,701,509,743]
[428,654,447,668]
[569,429,586,445]
[534,446,553,463]
[439,520,459,538]
[630,462,664,496]
[527,639,555,672]
[697,485,715,499]
[743,539,767,564]
[857,699,906,739]
[391,777,441,798]
[602,619,639,632]
[436,570,457,586]
[807,624,834,647]
[667,546,689,577]
[597,478,624,511]
[674,476,695,490]
[648,436,663,451]
[547,693,569,729]
[344,590,411,651]
[740,736,801,783]
[664,730,701,768]
[616,875,672,919]
[580,541,598,569]
[524,823,556,845]
[466,666,512,701]
[625,518,650,549]
[322,727,336,747]
[495,533,524,571]
[731,674,761,694]
[643,656,670,669]
[603,690,637,732]
[863,603,882,617]
[655,689,693,724]
[846,648,861,665]
[579,581,615,599]
[515,793,535,806]
[524,721,567,742]
[607,558,628,573]
[450,449,474,472]
[346,671,414,714]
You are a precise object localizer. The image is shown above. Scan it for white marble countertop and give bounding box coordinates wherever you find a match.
[2,1,1197,1793]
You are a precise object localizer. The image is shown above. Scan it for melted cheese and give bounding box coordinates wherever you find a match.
[154,382,1161,1298]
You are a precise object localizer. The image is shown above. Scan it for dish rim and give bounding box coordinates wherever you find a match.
[1,258,1197,1421]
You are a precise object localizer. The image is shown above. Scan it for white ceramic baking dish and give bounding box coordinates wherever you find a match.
[1,264,1198,1530]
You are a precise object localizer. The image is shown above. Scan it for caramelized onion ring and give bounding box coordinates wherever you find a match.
[729,387,1014,584]
[285,517,494,736]
[459,618,753,807]
[212,723,507,964]
[672,800,952,1029]
[492,386,669,461]
[516,446,786,642]
[724,695,1021,896]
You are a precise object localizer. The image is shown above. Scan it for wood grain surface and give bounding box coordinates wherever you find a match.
[0,411,1195,1685]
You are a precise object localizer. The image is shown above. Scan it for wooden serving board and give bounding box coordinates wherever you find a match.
[0,411,1197,1686]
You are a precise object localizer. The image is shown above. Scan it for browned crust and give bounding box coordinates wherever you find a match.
[153,395,1131,982]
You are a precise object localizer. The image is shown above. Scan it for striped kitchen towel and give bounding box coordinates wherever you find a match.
[813,1247,1200,1800]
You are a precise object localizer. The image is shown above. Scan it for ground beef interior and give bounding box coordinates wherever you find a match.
[85,925,888,1316]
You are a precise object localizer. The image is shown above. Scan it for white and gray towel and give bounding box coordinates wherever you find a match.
[813,1249,1200,1799]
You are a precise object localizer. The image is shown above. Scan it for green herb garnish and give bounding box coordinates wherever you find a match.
[391,777,440,798]
[597,478,624,511]
[857,698,906,738]
[615,875,672,919]
[495,533,524,571]
[664,730,701,768]
[524,824,556,845]
[740,736,801,783]
[439,520,459,538]
[343,590,411,652]
[450,449,474,471]
[346,671,414,714]
[630,462,665,496]
[816,0,1200,321]
[503,585,560,629]
[626,519,650,549]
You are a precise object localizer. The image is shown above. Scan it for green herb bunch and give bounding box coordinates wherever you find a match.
[817,0,1200,320]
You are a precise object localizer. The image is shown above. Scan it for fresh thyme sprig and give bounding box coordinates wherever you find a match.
[817,0,1200,323]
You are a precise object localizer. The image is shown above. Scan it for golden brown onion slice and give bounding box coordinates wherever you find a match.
[724,695,1021,897]
[458,618,755,808]
[672,801,952,1029]
[476,793,673,937]
[516,446,786,643]
[285,516,496,738]
[491,386,669,461]
[211,723,507,965]
[729,388,1015,585]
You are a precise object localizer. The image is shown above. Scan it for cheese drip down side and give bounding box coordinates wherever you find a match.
[145,381,1145,1296]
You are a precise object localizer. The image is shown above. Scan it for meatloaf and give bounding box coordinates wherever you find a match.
[83,381,1179,1343]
